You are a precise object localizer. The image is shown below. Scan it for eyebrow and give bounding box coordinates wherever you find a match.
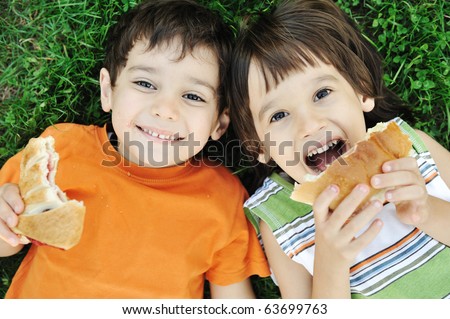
[128,65,157,74]
[314,74,338,84]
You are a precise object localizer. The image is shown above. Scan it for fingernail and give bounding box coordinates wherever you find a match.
[329,185,339,193]
[383,164,392,172]
[8,237,18,246]
[386,192,393,201]
[7,216,15,227]
[372,177,380,187]
[373,200,382,208]
[14,204,22,213]
[358,184,369,193]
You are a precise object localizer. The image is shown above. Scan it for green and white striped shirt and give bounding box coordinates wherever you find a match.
[245,118,450,298]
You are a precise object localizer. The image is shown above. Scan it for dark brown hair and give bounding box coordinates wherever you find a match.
[103,0,233,113]
[229,0,409,162]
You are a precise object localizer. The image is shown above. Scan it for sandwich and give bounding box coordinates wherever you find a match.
[290,121,412,211]
[12,136,85,250]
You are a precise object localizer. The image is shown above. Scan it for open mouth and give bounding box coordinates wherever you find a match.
[305,139,347,174]
[137,125,184,141]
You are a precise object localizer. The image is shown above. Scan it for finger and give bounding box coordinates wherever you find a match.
[0,199,19,228]
[349,218,383,252]
[385,184,427,202]
[381,157,418,173]
[329,184,370,227]
[313,184,339,224]
[371,170,423,190]
[1,184,25,214]
[0,185,24,228]
[0,221,20,247]
[341,200,383,241]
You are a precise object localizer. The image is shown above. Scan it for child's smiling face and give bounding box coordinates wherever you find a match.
[247,58,375,184]
[100,38,228,168]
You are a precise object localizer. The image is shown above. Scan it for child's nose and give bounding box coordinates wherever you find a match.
[296,114,326,138]
[150,98,179,121]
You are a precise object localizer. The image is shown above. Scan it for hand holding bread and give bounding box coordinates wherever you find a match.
[291,121,413,212]
[11,136,85,250]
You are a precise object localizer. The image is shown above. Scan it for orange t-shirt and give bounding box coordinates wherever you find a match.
[1,123,269,298]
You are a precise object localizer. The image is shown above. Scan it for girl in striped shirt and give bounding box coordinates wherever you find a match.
[229,0,450,298]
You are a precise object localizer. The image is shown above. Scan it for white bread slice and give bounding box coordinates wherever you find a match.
[290,121,412,211]
[12,136,85,250]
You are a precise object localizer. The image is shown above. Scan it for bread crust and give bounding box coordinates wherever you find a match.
[13,201,85,250]
[290,122,412,211]
[12,136,85,249]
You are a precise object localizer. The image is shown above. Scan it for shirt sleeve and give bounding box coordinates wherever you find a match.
[0,151,21,185]
[205,181,270,286]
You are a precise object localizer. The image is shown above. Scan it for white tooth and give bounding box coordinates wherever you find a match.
[308,140,341,158]
[317,144,329,155]
[151,132,158,137]
[316,146,324,155]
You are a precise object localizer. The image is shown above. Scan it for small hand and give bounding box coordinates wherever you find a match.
[313,184,383,268]
[0,183,24,246]
[371,157,429,226]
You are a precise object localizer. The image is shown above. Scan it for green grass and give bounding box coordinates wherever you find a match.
[0,0,448,298]
[337,0,450,146]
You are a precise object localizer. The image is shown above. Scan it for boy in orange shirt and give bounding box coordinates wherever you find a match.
[0,0,269,298]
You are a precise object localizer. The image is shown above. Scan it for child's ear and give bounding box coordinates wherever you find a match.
[359,94,375,112]
[100,68,113,112]
[210,109,230,140]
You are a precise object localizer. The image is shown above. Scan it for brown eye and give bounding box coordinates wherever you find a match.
[184,93,204,102]
[270,111,288,123]
[135,81,154,89]
[314,89,331,101]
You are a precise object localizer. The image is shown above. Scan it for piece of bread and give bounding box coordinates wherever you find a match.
[290,121,412,211]
[12,136,85,250]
